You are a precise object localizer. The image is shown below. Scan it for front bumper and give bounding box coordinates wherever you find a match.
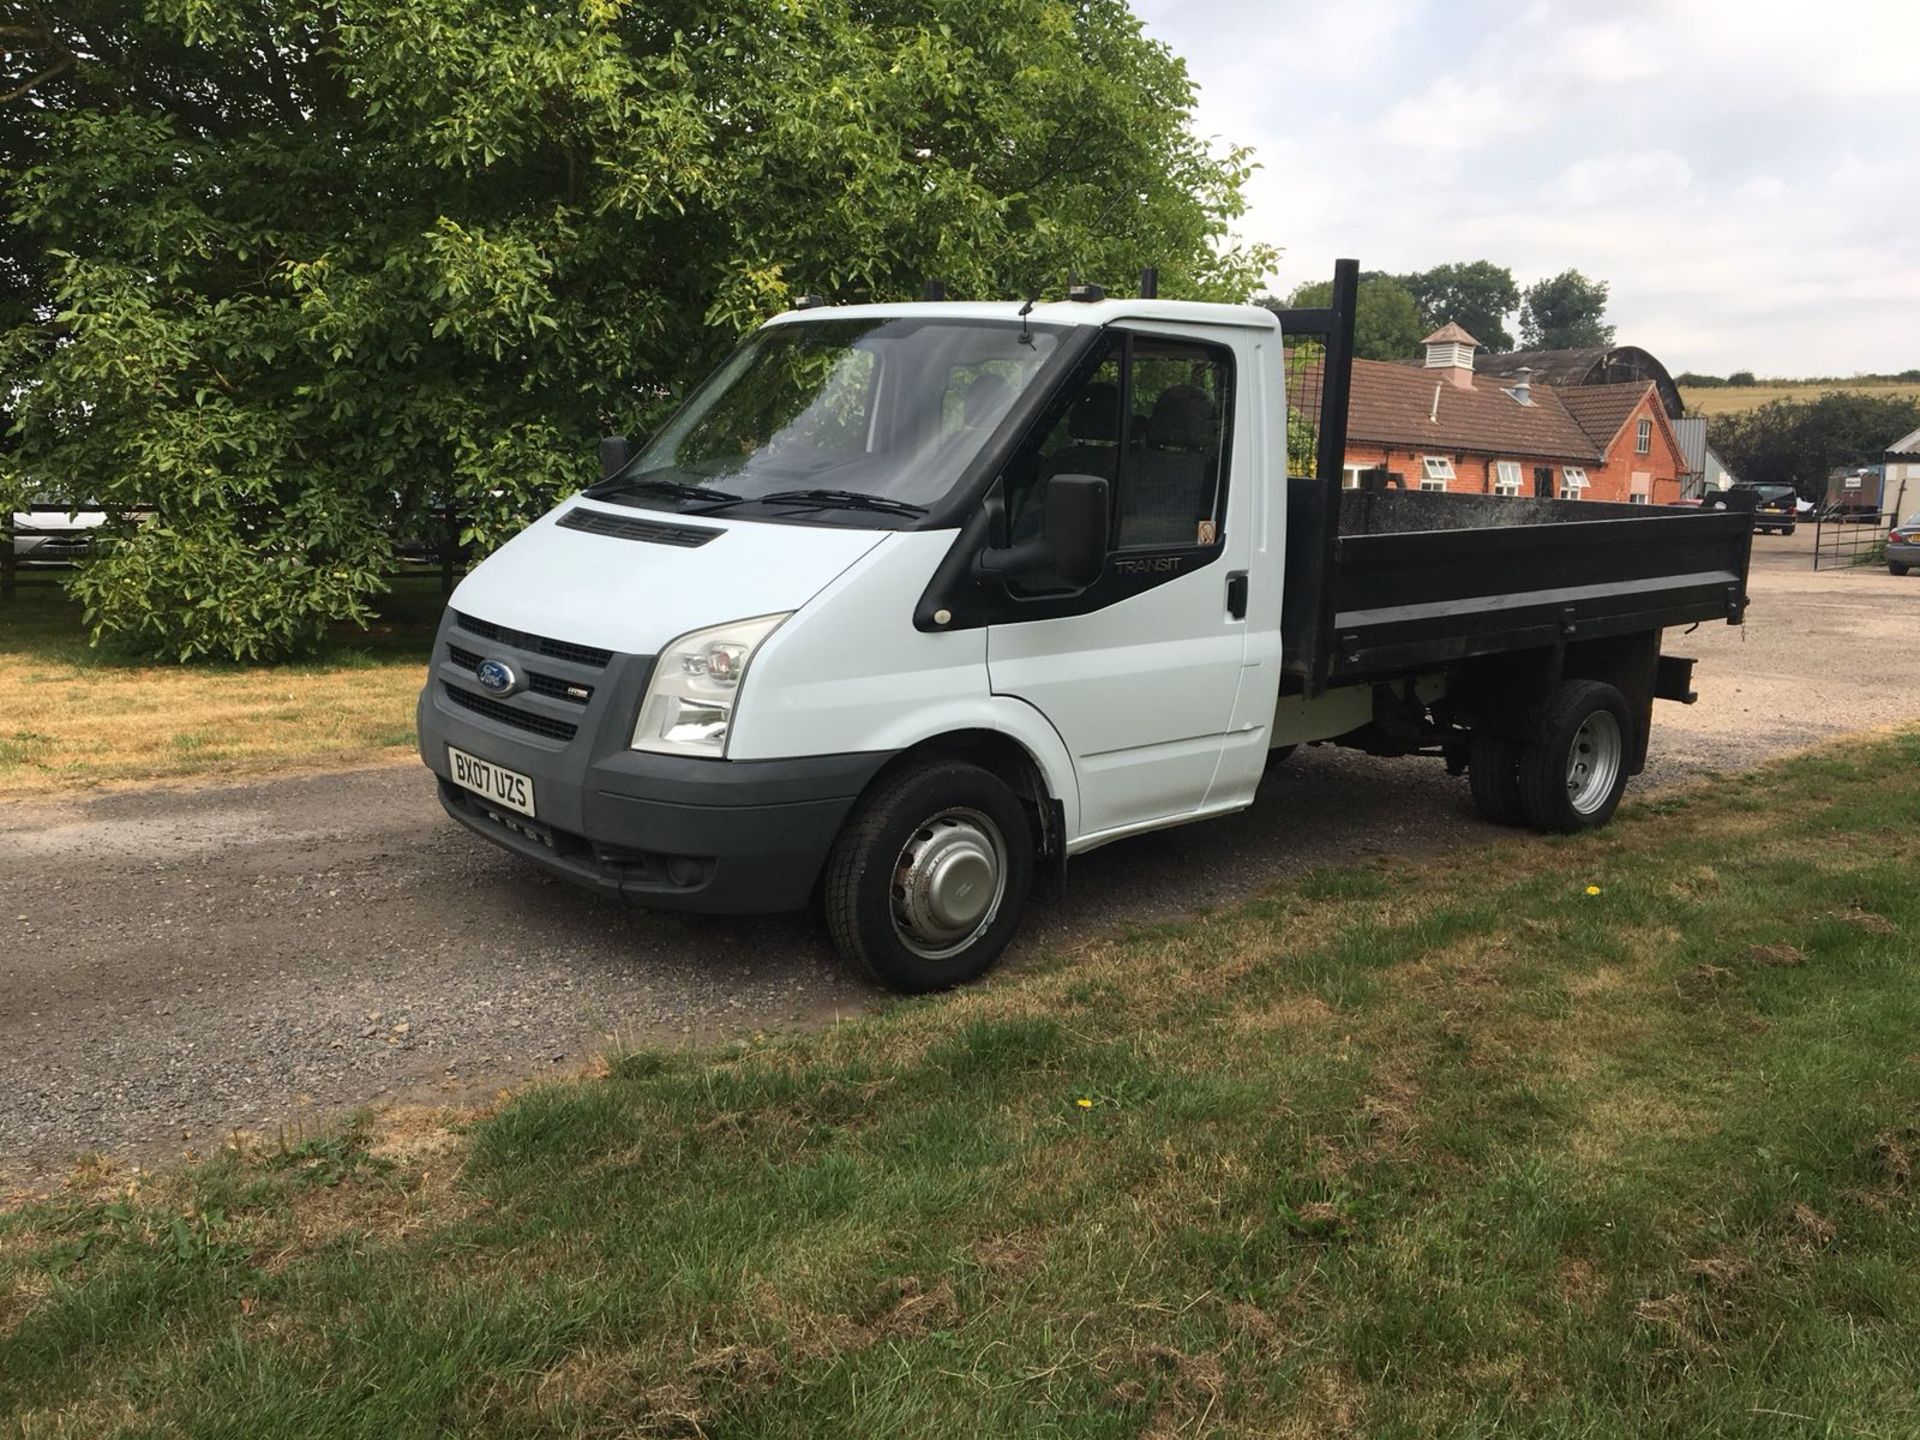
[416,611,892,914]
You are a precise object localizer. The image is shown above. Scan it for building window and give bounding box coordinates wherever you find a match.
[1636,418,1652,454]
[1492,460,1523,496]
[1559,466,1589,501]
[1629,470,1651,504]
[1420,455,1455,491]
[1342,464,1365,490]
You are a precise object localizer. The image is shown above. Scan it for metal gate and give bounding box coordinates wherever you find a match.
[1812,510,1892,571]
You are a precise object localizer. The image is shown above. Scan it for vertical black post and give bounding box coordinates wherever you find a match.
[1,516,14,601]
[440,503,457,597]
[1306,258,1359,696]
[1139,267,1159,299]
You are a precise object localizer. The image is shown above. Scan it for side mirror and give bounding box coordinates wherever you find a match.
[976,474,1109,591]
[599,435,631,480]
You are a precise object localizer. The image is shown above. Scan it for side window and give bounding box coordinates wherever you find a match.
[997,332,1232,563]
[1116,338,1232,549]
[1002,348,1123,545]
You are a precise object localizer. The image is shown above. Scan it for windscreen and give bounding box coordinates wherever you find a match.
[611,317,1063,516]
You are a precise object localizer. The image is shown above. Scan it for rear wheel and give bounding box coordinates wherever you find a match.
[1517,681,1632,833]
[1467,730,1526,826]
[823,760,1034,993]
[1892,562,1911,576]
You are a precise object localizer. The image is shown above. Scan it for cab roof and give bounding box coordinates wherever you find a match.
[762,298,1280,333]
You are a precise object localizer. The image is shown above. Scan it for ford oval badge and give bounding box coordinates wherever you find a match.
[476,657,521,696]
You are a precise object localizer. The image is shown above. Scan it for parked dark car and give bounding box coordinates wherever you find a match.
[1889,516,1918,576]
[1733,482,1798,535]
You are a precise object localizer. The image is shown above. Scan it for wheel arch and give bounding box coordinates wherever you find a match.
[860,727,1068,862]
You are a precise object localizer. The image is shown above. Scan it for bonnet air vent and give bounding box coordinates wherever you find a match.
[556,507,720,548]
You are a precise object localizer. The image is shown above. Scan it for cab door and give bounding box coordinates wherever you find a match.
[987,328,1252,841]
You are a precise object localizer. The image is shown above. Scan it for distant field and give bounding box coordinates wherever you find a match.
[1681,380,1920,417]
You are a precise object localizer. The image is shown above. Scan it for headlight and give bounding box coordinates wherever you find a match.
[630,613,789,758]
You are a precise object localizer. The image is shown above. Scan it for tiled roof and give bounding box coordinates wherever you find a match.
[1422,322,1482,346]
[1557,382,1655,450]
[1888,425,1920,458]
[1343,357,1602,462]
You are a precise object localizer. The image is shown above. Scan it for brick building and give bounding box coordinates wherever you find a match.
[1339,325,1687,505]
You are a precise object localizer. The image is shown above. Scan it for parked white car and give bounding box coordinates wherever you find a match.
[9,497,107,563]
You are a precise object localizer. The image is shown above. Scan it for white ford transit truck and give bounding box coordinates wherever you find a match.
[417,261,1754,992]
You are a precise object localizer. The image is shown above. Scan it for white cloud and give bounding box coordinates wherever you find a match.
[1545,150,1694,207]
[1133,0,1920,374]
[1376,76,1537,155]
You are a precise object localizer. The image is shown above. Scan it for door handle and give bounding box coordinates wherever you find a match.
[1225,570,1248,620]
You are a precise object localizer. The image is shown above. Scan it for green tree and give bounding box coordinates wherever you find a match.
[1,0,1273,660]
[1400,261,1519,351]
[1712,392,1920,495]
[1517,269,1615,350]
[1273,274,1425,362]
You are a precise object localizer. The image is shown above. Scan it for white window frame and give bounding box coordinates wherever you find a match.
[1636,418,1652,454]
[1629,470,1652,504]
[1342,464,1366,490]
[1421,455,1455,490]
[1559,466,1589,501]
[1492,460,1523,496]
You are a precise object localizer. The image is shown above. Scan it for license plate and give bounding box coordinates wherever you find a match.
[447,745,536,818]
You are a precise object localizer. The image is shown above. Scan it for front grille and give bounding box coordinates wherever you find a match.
[453,612,612,669]
[445,644,592,705]
[557,506,719,548]
[441,682,579,741]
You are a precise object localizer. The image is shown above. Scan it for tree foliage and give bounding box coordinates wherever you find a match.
[1517,269,1615,350]
[1,0,1272,659]
[1276,274,1425,363]
[1400,261,1518,352]
[1711,392,1920,495]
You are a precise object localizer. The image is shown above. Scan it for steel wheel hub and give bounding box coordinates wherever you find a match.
[1566,710,1623,815]
[891,807,1007,960]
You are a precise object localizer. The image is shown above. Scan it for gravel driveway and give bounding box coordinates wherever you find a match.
[3,532,1914,1189]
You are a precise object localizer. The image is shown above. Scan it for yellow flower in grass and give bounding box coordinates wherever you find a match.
[1585,885,1602,896]
[1075,1097,1094,1109]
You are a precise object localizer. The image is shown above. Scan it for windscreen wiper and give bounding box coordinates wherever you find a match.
[585,475,741,505]
[693,488,927,517]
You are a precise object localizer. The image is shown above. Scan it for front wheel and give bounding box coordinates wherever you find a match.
[1892,562,1911,576]
[823,760,1035,993]
[1517,681,1632,833]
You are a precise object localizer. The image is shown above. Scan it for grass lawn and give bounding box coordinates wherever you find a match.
[0,577,440,797]
[4,731,1919,1436]
[1679,380,1920,417]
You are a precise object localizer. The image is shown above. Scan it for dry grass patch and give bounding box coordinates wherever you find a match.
[0,584,437,796]
[0,660,426,795]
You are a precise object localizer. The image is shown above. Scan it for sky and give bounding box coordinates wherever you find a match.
[1131,0,1920,376]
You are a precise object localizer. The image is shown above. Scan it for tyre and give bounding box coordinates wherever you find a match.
[1517,680,1633,834]
[1467,730,1526,826]
[823,760,1034,993]
[1892,562,1911,576]
[1782,524,1796,536]
[1266,743,1298,771]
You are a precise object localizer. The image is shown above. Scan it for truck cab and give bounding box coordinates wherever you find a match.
[419,264,1753,992]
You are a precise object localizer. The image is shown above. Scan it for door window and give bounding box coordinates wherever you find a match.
[1002,334,1233,555]
[1117,338,1232,549]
